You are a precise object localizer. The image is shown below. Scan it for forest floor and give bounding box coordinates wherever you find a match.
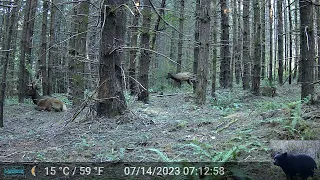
[1,83,320,179]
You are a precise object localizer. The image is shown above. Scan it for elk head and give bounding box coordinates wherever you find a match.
[26,82,42,104]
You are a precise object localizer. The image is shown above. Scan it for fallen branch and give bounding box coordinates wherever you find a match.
[152,92,193,97]
[216,119,238,133]
[153,93,180,97]
[311,80,320,85]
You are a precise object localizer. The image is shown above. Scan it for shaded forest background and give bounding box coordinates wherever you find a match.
[1,0,320,122]
[0,0,320,117]
[0,1,320,177]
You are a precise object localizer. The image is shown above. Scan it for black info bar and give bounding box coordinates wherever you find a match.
[0,162,291,180]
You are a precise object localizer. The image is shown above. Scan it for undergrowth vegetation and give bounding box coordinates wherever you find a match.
[210,91,243,113]
[2,83,320,179]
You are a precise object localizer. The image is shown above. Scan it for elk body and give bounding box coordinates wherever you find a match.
[166,72,196,85]
[260,86,276,97]
[26,84,67,112]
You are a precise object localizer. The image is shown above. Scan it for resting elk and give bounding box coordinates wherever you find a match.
[26,83,67,112]
[166,72,196,86]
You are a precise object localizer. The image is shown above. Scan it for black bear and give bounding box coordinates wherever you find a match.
[273,152,317,180]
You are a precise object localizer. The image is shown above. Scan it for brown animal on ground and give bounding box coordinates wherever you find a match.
[26,83,67,112]
[260,86,276,97]
[166,72,196,86]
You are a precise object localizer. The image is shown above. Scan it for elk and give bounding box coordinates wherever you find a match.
[260,86,276,97]
[166,72,196,86]
[26,83,67,112]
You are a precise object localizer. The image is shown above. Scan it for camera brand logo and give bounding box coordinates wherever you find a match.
[4,166,25,176]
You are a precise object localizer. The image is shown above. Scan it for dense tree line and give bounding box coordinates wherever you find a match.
[0,0,320,126]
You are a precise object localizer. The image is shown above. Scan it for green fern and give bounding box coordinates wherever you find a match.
[147,148,173,162]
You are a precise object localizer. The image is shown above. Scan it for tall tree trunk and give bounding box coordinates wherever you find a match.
[242,0,250,90]
[195,0,211,104]
[0,0,20,127]
[26,0,37,74]
[268,0,273,83]
[220,0,231,89]
[48,0,56,95]
[299,0,314,100]
[287,0,293,84]
[150,0,166,50]
[150,0,166,69]
[193,0,200,93]
[53,0,64,93]
[318,6,320,81]
[86,3,100,91]
[40,0,49,95]
[18,0,37,102]
[18,0,30,102]
[176,0,184,87]
[7,0,20,97]
[231,0,238,88]
[129,2,140,95]
[26,0,38,67]
[138,0,152,103]
[114,1,127,104]
[68,2,77,101]
[169,1,177,61]
[97,0,127,117]
[69,1,89,105]
[211,1,217,97]
[273,0,277,80]
[284,0,288,77]
[234,0,242,85]
[261,0,266,79]
[294,0,299,81]
[277,0,284,84]
[252,0,261,95]
[0,10,5,46]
